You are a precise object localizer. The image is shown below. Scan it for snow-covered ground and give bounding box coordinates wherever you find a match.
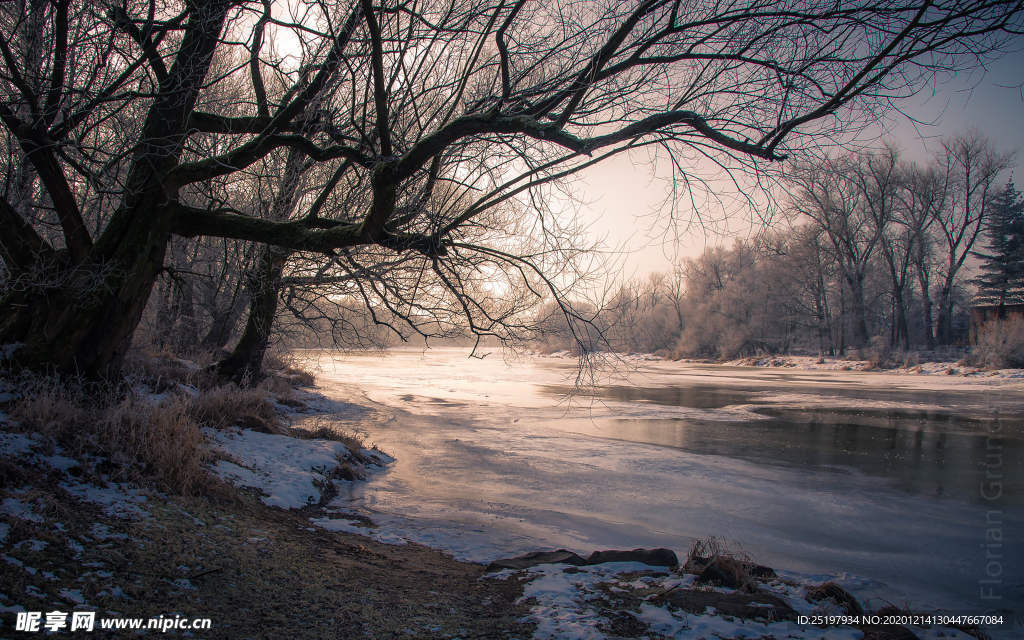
[538,349,1024,382]
[209,427,392,509]
[481,561,983,640]
[725,354,1024,380]
[0,431,152,521]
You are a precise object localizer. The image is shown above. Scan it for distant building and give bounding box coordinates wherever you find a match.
[969,302,1024,345]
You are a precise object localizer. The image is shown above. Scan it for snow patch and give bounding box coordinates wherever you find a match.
[310,517,408,545]
[1,498,43,522]
[63,482,150,519]
[495,562,871,640]
[58,588,86,605]
[210,428,363,508]
[0,432,35,456]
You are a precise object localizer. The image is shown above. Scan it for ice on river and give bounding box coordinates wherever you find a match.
[312,348,1023,616]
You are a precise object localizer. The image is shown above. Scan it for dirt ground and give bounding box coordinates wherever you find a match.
[0,482,535,639]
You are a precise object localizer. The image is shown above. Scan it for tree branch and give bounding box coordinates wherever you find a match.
[173,205,447,257]
[250,0,272,118]
[361,0,392,156]
[0,104,93,265]
[109,5,170,86]
[168,135,369,188]
[0,194,55,273]
[43,0,72,127]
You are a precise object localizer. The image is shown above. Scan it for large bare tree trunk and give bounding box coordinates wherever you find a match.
[0,209,173,378]
[843,273,869,349]
[217,246,290,382]
[0,0,230,380]
[935,277,954,346]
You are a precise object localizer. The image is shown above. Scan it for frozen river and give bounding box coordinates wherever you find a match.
[315,348,1023,615]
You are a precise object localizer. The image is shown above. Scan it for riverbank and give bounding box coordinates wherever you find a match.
[0,465,533,638]
[537,349,1024,383]
[2,350,1017,638]
[724,354,1024,380]
[0,363,536,638]
[1,415,992,640]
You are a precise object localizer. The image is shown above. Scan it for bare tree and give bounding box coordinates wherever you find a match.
[1,0,1022,378]
[767,224,838,355]
[846,146,916,348]
[932,129,1017,345]
[788,156,882,348]
[900,161,948,348]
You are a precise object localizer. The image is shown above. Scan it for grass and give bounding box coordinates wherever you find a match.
[189,383,283,433]
[5,374,215,495]
[289,416,380,483]
[682,535,760,591]
[969,317,1024,369]
[1,347,318,496]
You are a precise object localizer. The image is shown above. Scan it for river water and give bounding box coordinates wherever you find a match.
[314,348,1023,615]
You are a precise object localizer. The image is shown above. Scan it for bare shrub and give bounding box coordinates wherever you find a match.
[857,335,891,370]
[969,317,1024,369]
[900,351,921,368]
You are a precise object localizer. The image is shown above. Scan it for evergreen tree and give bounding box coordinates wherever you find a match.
[975,181,1024,309]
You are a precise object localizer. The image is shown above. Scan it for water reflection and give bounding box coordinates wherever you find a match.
[541,384,752,409]
[538,388,1023,502]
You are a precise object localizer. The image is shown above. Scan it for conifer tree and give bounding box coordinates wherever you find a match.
[975,181,1024,311]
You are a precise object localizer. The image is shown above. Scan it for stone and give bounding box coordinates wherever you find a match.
[660,588,798,621]
[748,563,777,579]
[586,548,679,567]
[806,581,864,616]
[697,559,739,588]
[687,555,776,580]
[485,549,588,572]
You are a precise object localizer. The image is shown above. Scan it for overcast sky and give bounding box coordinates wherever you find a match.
[574,41,1024,282]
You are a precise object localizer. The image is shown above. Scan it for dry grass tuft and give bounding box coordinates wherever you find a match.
[262,350,317,387]
[188,384,282,433]
[291,416,363,447]
[3,348,324,499]
[290,417,373,472]
[684,535,753,569]
[683,535,761,592]
[969,317,1024,369]
[0,458,28,488]
[122,344,222,390]
[6,374,214,495]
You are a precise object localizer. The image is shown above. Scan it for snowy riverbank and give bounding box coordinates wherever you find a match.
[3,351,1020,639]
[724,354,1024,380]
[537,348,1024,382]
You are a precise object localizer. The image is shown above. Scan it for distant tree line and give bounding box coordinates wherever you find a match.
[534,131,1021,359]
